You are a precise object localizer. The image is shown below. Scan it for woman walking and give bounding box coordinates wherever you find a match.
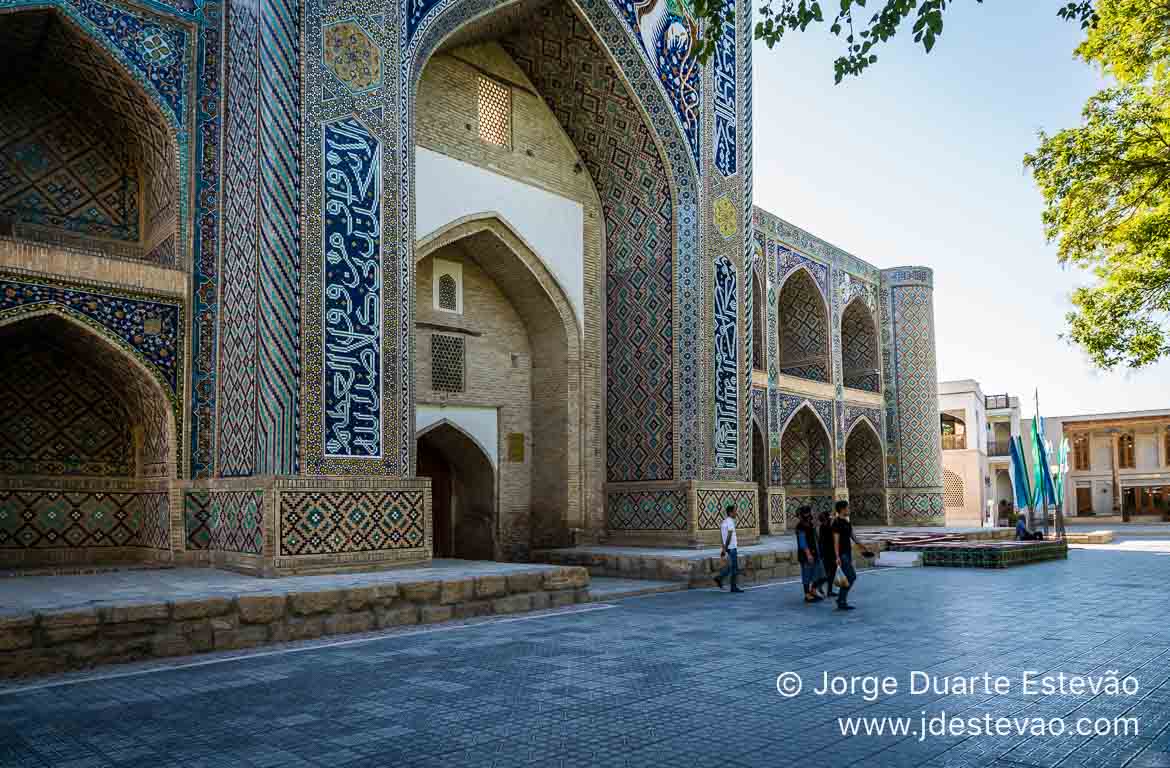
[794,507,822,603]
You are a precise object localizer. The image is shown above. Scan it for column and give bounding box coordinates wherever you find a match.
[1111,432,1122,514]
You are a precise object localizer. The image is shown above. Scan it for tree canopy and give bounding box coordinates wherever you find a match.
[694,1,1098,81]
[1024,0,1170,369]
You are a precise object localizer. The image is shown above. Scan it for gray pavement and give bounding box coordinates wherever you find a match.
[1,547,1169,768]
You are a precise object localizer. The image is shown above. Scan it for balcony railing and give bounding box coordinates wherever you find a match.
[985,394,1011,410]
[987,440,1011,457]
[941,434,966,450]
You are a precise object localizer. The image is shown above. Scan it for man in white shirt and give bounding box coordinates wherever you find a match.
[713,504,744,593]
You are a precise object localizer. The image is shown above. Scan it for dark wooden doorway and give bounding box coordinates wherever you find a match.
[1076,487,1092,516]
[417,440,453,557]
[753,421,767,533]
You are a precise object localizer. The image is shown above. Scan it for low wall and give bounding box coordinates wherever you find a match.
[0,566,590,678]
[538,541,881,587]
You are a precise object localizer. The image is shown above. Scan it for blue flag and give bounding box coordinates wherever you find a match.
[1010,435,1033,511]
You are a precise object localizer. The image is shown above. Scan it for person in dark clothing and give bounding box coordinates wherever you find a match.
[794,507,822,603]
[817,510,837,598]
[831,500,868,611]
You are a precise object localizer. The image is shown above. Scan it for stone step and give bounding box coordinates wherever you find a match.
[587,578,687,601]
[876,551,922,568]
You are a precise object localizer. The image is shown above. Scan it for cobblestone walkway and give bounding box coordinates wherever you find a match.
[2,548,1168,768]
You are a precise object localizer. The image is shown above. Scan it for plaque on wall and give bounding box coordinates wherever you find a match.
[507,433,525,463]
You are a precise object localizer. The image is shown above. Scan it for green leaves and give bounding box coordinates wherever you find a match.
[1026,72,1170,369]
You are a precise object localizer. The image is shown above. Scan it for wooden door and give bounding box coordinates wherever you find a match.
[417,441,452,558]
[1076,487,1092,516]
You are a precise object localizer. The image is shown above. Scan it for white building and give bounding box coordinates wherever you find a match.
[1024,409,1170,523]
[938,380,1022,527]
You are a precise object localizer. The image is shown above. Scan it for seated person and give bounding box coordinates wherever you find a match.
[1015,516,1044,541]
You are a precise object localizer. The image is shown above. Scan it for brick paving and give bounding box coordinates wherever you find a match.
[1,548,1168,768]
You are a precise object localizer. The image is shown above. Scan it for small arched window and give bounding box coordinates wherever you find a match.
[438,273,457,311]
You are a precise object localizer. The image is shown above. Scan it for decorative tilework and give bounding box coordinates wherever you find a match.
[256,0,302,475]
[842,403,882,446]
[184,489,211,549]
[711,0,735,176]
[777,266,829,383]
[217,0,261,477]
[751,387,765,432]
[608,0,700,169]
[784,493,833,527]
[0,86,140,243]
[0,334,133,477]
[713,257,737,470]
[322,117,382,459]
[890,491,945,525]
[891,283,942,489]
[279,490,426,555]
[323,20,381,93]
[0,275,182,393]
[209,490,263,554]
[502,6,675,482]
[845,420,884,525]
[0,488,169,550]
[697,488,755,530]
[607,490,687,531]
[768,492,783,529]
[841,295,879,392]
[189,0,223,480]
[780,406,832,489]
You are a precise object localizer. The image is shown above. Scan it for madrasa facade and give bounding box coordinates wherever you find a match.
[0,0,944,574]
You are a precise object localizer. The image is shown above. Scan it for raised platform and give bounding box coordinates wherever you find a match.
[535,526,1014,584]
[1064,530,1115,545]
[891,539,1069,568]
[0,561,589,678]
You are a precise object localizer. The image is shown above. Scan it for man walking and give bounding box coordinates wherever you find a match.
[714,503,744,593]
[831,500,867,611]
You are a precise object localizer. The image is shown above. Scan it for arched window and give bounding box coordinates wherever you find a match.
[752,271,764,371]
[941,414,966,450]
[438,273,458,311]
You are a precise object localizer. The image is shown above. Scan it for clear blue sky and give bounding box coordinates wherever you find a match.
[751,0,1169,417]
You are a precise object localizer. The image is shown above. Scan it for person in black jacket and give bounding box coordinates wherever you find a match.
[817,510,837,598]
[794,507,822,603]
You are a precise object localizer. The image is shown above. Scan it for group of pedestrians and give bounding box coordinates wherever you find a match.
[712,499,868,611]
[795,501,867,610]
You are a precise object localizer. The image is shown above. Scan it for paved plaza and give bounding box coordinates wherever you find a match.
[2,548,1169,768]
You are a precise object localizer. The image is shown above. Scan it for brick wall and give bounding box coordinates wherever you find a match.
[415,42,604,553]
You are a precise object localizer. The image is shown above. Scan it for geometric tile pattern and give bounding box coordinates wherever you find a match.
[183,489,211,550]
[697,488,756,530]
[0,275,183,393]
[845,420,884,525]
[217,0,261,477]
[0,488,169,550]
[784,492,834,527]
[0,9,181,260]
[772,394,833,484]
[0,84,140,242]
[777,267,829,383]
[891,284,942,490]
[890,491,945,525]
[257,0,302,475]
[323,20,381,93]
[780,406,832,488]
[606,490,687,531]
[189,2,225,480]
[280,490,426,555]
[841,296,879,392]
[210,490,264,554]
[0,335,133,477]
[943,469,964,508]
[502,5,675,482]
